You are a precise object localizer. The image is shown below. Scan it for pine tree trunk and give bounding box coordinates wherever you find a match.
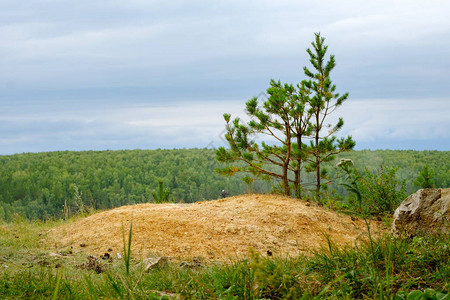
[283,121,292,197]
[315,112,321,194]
[294,135,302,198]
[294,165,300,197]
[316,155,320,194]
[283,164,290,196]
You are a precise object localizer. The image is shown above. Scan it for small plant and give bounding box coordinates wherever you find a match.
[65,183,94,218]
[414,165,436,189]
[63,198,70,220]
[122,219,133,275]
[73,184,86,214]
[151,180,173,203]
[358,165,407,216]
[337,159,363,213]
[395,289,448,300]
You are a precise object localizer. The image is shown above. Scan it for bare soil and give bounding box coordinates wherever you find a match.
[47,194,382,260]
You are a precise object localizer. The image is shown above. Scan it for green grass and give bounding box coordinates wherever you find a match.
[0,218,448,299]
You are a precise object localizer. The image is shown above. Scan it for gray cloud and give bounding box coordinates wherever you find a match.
[0,0,449,153]
[1,97,448,154]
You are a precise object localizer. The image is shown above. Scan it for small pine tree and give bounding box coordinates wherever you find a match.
[302,33,355,195]
[414,165,436,189]
[215,33,354,199]
[215,80,309,197]
[152,180,172,203]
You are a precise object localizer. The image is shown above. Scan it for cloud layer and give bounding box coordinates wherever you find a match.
[0,0,449,153]
[1,98,448,154]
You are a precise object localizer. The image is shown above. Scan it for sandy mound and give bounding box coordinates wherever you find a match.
[47,194,380,260]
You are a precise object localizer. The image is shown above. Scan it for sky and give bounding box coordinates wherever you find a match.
[1,0,449,155]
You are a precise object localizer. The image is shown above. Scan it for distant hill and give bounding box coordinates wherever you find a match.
[0,149,448,220]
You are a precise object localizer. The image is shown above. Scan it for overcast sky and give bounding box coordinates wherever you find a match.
[1,0,449,155]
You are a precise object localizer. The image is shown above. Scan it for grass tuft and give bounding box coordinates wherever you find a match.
[122,219,133,276]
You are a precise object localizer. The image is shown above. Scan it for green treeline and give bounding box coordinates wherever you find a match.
[0,149,268,220]
[0,149,448,220]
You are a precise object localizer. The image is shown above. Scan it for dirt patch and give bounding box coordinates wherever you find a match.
[46,194,382,260]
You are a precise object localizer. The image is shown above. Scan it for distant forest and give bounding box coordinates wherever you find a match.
[0,149,448,220]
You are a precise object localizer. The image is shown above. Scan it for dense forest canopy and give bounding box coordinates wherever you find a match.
[0,149,448,220]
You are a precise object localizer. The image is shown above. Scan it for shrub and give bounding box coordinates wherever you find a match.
[357,165,407,216]
[338,159,407,216]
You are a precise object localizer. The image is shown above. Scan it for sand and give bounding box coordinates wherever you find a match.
[46,194,380,260]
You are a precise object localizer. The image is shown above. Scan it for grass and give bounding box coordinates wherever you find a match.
[0,217,448,299]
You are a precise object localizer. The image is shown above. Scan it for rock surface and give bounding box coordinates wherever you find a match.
[141,257,168,272]
[392,188,450,236]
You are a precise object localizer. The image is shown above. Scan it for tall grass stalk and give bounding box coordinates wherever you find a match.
[122,219,133,275]
[51,268,62,300]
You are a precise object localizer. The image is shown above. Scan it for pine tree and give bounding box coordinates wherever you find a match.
[152,180,172,203]
[414,165,435,189]
[216,33,354,198]
[215,80,310,196]
[302,33,355,195]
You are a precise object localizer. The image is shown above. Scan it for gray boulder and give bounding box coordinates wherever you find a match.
[392,188,449,236]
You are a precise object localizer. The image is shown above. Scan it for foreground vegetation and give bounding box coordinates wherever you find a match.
[1,148,448,298]
[0,149,449,220]
[0,217,448,299]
